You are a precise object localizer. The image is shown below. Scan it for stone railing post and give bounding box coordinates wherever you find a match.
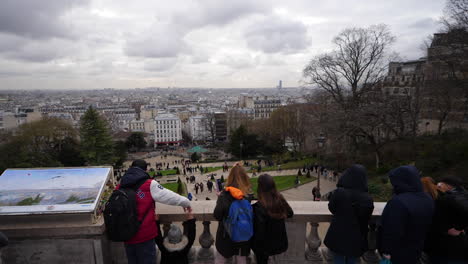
[162,222,171,237]
[363,223,379,264]
[271,221,307,264]
[321,246,334,264]
[305,222,323,263]
[197,221,214,261]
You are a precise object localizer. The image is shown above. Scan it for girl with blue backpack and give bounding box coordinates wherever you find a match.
[213,164,253,264]
[250,174,294,264]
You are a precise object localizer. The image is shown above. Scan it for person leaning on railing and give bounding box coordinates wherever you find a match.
[424,176,468,264]
[378,166,434,264]
[324,164,374,264]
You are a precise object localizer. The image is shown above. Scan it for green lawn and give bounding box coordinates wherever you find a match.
[367,176,393,202]
[162,182,179,192]
[159,169,178,176]
[249,175,316,194]
[203,166,223,173]
[248,158,317,173]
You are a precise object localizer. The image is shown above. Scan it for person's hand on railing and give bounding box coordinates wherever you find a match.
[447,228,464,236]
[186,209,194,220]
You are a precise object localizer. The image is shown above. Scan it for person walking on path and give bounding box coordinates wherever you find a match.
[378,165,434,264]
[425,176,468,263]
[213,165,252,264]
[250,174,293,264]
[117,159,191,264]
[324,165,374,264]
[312,186,319,201]
[195,183,199,195]
[207,180,214,192]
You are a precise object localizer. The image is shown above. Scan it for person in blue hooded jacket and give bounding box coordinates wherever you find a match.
[378,165,434,264]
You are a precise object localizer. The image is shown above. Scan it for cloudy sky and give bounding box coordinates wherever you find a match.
[0,0,445,90]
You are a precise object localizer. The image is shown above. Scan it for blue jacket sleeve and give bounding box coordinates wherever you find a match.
[379,199,408,255]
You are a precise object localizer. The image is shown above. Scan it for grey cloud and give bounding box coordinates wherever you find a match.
[409,18,438,29]
[174,0,269,28]
[124,25,187,58]
[245,15,310,54]
[0,34,26,52]
[219,54,259,69]
[0,37,79,63]
[125,0,269,59]
[0,0,89,39]
[144,58,178,72]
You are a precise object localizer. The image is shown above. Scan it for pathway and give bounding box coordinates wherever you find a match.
[124,155,339,201]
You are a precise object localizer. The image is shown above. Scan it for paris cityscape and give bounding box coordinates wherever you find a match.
[0,0,467,263]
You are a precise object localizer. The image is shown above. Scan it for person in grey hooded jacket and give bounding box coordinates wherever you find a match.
[324,164,374,264]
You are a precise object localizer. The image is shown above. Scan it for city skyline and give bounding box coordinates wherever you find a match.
[0,0,445,90]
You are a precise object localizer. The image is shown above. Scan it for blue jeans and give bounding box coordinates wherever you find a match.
[333,252,357,264]
[124,239,157,264]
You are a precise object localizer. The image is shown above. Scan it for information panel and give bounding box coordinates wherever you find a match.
[0,167,111,215]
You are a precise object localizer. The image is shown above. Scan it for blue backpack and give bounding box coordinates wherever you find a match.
[223,199,253,242]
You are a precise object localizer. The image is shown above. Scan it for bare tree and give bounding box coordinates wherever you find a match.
[302,25,398,168]
[443,0,468,30]
[303,24,396,109]
[203,112,216,144]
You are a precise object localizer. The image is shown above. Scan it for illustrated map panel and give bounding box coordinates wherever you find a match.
[0,167,111,214]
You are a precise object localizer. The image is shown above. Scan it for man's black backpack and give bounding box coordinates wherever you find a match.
[104,179,148,242]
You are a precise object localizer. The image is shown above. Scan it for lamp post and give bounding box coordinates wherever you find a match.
[315,134,326,193]
[240,142,243,161]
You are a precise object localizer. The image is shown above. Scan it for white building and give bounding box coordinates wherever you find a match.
[154,113,182,147]
[0,108,42,130]
[129,120,145,132]
[188,115,211,142]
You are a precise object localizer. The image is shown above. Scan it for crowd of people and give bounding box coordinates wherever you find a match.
[326,164,468,264]
[108,159,467,264]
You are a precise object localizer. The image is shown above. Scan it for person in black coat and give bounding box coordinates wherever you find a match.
[0,232,7,249]
[155,211,196,264]
[425,176,468,263]
[378,165,434,264]
[324,164,374,263]
[251,174,294,264]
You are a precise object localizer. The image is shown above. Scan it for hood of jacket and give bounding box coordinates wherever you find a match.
[120,167,149,187]
[225,186,244,200]
[389,165,423,194]
[337,164,368,192]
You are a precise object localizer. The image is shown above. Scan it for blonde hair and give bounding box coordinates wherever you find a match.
[421,177,438,200]
[226,165,251,195]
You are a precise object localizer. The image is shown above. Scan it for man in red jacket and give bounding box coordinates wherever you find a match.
[120,159,191,264]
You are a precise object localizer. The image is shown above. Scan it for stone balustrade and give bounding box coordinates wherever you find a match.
[149,201,386,264]
[2,201,387,264]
